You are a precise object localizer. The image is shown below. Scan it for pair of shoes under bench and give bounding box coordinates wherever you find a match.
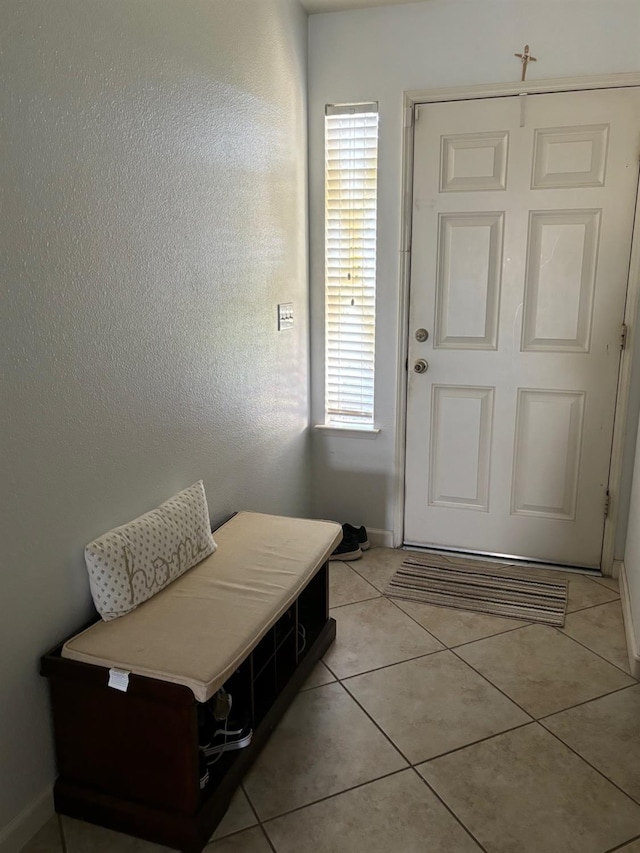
[331,537,362,561]
[343,523,370,551]
[331,523,370,561]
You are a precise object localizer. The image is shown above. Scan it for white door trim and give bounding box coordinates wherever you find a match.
[605,178,640,573]
[405,72,640,104]
[394,72,640,571]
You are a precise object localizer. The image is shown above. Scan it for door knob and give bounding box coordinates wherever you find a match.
[415,328,429,342]
[413,359,429,374]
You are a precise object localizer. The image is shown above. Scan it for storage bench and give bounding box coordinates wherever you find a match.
[41,512,341,852]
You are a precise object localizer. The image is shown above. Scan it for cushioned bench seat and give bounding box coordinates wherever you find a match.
[62,511,342,702]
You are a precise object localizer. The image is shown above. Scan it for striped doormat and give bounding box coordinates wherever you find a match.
[386,553,568,627]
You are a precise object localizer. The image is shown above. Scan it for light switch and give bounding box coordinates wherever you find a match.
[278,303,293,331]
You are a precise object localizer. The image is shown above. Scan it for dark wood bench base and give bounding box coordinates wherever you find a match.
[41,563,335,852]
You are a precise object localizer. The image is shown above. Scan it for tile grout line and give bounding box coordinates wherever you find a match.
[254,767,409,828]
[384,593,464,646]
[205,820,263,849]
[319,655,339,680]
[553,624,637,679]
[605,832,640,852]
[240,681,412,834]
[566,595,621,615]
[542,724,640,810]
[344,548,402,589]
[299,678,336,692]
[346,557,403,592]
[413,720,536,766]
[329,592,381,610]
[207,819,278,853]
[448,640,636,724]
[334,560,383,593]
[413,716,640,853]
[590,576,621,592]
[444,620,532,650]
[410,766,490,853]
[205,784,275,851]
[331,679,413,765]
[337,651,539,760]
[326,646,446,683]
[331,671,533,777]
[239,780,264,832]
[449,627,637,722]
[259,823,279,853]
[537,682,640,722]
[237,785,278,853]
[446,645,537,720]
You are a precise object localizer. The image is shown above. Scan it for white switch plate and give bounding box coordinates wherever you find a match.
[278,303,293,331]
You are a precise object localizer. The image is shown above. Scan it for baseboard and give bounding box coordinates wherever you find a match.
[619,561,640,680]
[0,786,53,853]
[367,528,394,548]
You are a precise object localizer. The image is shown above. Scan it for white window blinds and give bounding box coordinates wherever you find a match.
[324,103,379,427]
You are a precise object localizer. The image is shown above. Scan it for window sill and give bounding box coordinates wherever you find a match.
[314,424,381,439]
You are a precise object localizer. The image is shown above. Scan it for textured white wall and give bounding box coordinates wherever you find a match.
[0,0,308,841]
[309,0,640,542]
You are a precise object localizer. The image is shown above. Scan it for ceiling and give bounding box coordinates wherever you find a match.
[300,0,425,14]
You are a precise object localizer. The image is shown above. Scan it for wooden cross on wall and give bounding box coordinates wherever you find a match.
[514,44,537,81]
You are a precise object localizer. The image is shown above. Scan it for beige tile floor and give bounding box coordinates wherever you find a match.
[23,547,640,853]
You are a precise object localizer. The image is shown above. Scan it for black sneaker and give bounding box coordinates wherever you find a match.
[331,533,362,561]
[342,523,370,551]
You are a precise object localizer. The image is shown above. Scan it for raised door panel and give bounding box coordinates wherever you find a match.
[440,131,509,192]
[531,125,609,189]
[511,389,585,520]
[435,213,504,350]
[521,210,600,353]
[429,385,494,511]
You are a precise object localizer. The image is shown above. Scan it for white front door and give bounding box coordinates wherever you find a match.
[404,88,640,567]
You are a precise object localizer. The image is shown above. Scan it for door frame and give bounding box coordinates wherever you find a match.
[393,72,640,573]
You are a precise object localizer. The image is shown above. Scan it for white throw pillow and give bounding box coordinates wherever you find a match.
[85,481,216,621]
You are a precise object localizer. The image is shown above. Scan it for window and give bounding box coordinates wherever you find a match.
[324,103,379,428]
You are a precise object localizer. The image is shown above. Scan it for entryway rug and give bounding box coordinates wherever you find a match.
[386,553,568,627]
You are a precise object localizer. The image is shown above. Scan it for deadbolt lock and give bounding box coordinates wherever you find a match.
[415,328,429,342]
[413,359,429,374]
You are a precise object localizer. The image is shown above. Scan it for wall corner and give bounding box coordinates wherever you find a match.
[619,561,640,680]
